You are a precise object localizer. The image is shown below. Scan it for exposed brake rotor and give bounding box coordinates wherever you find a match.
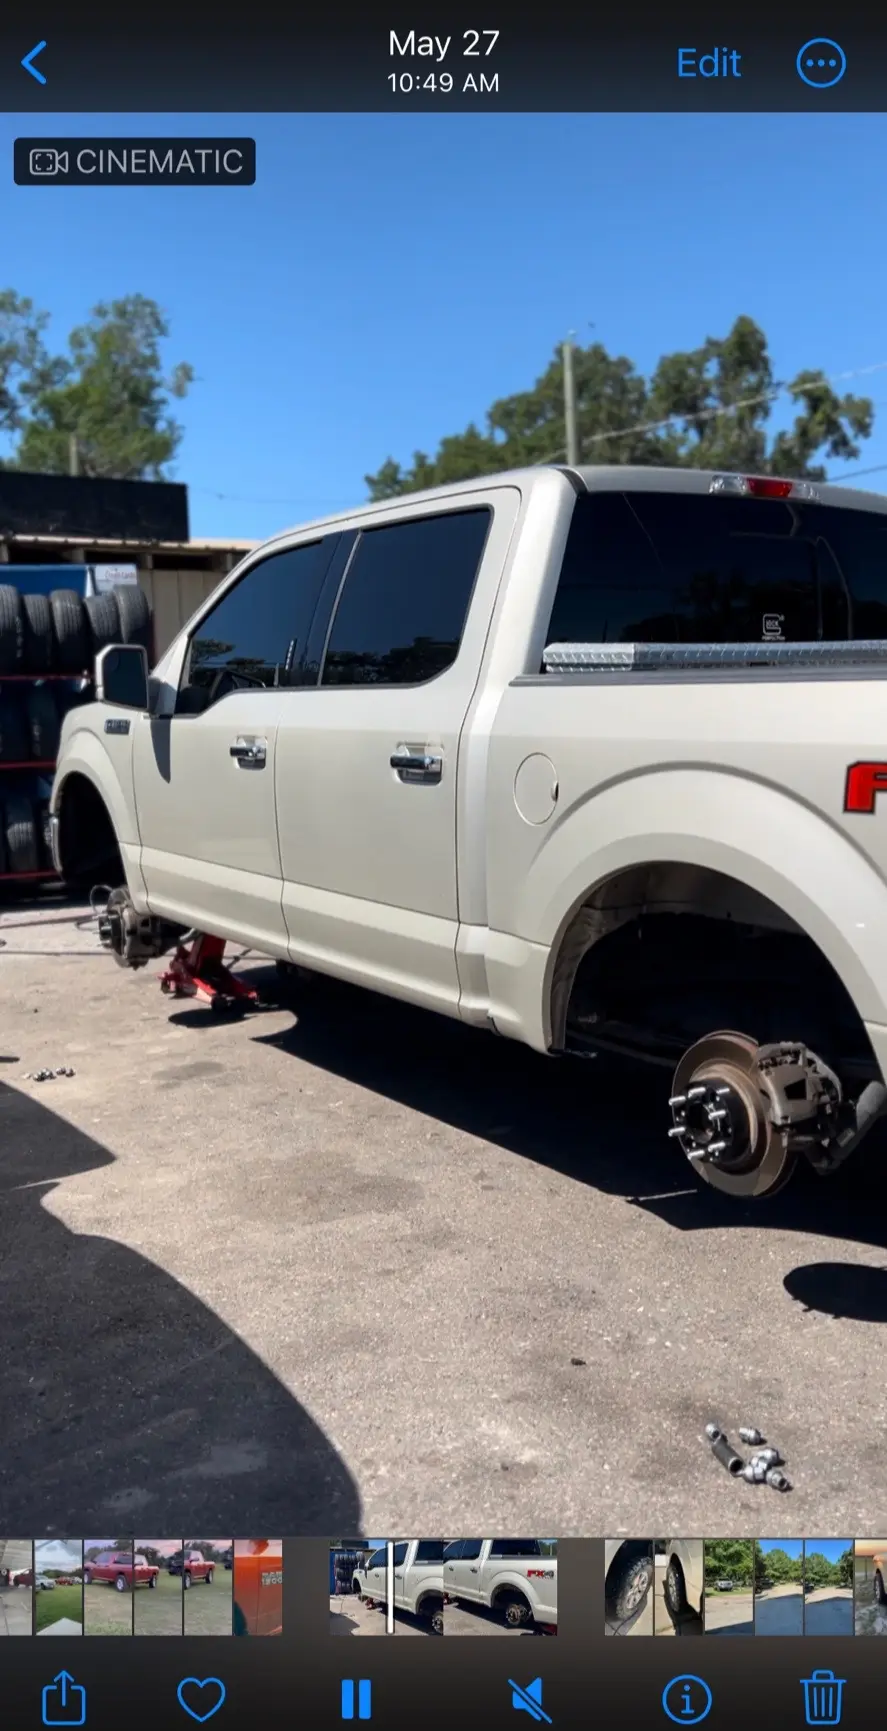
[668,1030,841,1198]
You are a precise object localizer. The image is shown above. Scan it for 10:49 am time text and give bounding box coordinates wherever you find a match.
[388,29,500,94]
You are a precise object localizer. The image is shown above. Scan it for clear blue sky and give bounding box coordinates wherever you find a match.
[760,1538,802,1559]
[3,112,887,541]
[806,1539,852,1563]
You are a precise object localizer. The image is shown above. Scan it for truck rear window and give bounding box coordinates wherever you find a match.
[413,1541,444,1562]
[546,490,887,646]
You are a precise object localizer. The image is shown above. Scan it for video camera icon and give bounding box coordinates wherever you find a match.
[29,147,68,176]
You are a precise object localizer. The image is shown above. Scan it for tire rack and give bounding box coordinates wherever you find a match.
[0,670,89,886]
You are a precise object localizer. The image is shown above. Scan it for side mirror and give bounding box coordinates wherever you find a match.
[95,643,149,709]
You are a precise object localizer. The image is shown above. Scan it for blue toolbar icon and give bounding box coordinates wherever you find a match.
[509,1678,552,1723]
[341,1680,372,1721]
[21,40,47,84]
[176,1677,226,1723]
[662,1674,712,1725]
[801,1670,845,1727]
[796,38,846,88]
[41,1671,86,1727]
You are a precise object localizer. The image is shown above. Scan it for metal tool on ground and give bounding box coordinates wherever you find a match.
[705,1419,791,1489]
[738,1426,765,1445]
[705,1423,745,1476]
[765,1467,792,1491]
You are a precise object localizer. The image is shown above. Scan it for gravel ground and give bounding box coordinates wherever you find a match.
[5,892,887,1534]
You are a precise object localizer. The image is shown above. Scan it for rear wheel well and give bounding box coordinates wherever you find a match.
[492,1585,531,1612]
[550,861,876,1081]
[56,773,123,889]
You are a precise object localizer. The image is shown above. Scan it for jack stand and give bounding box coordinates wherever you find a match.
[158,932,261,1013]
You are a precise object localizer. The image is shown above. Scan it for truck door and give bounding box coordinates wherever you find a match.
[132,536,341,950]
[446,1537,485,1603]
[274,489,521,1015]
[390,1541,410,1612]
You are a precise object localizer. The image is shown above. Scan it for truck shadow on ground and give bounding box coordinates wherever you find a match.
[233,966,887,1318]
[0,1077,361,1534]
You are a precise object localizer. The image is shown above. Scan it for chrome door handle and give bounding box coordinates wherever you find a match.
[390,749,442,784]
[230,737,266,766]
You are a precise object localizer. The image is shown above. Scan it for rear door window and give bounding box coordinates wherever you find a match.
[319,508,491,686]
[543,490,887,647]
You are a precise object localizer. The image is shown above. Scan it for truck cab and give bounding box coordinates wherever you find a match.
[352,1540,444,1633]
[443,1539,557,1630]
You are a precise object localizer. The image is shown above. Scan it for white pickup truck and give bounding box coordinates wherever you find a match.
[443,1538,557,1630]
[51,462,887,1199]
[352,1539,443,1633]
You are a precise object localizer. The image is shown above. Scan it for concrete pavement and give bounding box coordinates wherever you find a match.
[704,1592,753,1634]
[6,895,887,1532]
[755,1583,803,1635]
[804,1588,853,1635]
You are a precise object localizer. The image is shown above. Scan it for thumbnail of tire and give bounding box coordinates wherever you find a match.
[5,794,40,874]
[50,589,89,674]
[0,585,25,671]
[85,590,122,657]
[22,592,54,672]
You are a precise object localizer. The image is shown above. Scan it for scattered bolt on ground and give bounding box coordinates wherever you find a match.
[706,1421,792,1490]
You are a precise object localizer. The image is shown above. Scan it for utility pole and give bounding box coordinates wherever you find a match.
[68,434,79,476]
[562,335,578,465]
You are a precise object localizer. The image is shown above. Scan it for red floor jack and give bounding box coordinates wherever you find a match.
[158,932,264,1014]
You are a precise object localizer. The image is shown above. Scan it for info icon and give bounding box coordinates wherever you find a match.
[662,1674,712,1725]
[796,38,846,88]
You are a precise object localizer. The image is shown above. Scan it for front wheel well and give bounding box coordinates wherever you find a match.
[55,772,123,889]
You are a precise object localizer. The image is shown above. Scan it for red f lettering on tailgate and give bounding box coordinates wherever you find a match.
[845,762,887,813]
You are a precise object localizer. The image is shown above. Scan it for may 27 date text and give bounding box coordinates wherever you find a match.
[388,29,500,94]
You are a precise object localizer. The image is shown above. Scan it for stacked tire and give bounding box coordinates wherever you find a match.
[0,579,152,887]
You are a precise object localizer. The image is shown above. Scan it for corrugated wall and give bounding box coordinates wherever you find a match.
[138,567,225,658]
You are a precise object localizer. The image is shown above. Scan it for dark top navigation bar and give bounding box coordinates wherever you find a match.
[0,16,884,111]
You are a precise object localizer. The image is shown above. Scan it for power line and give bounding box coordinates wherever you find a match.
[534,357,887,467]
[190,357,887,509]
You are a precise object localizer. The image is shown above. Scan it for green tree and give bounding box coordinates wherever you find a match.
[0,290,66,443]
[14,293,194,479]
[365,316,874,498]
[804,1549,832,1590]
[703,1539,754,1588]
[838,1546,854,1588]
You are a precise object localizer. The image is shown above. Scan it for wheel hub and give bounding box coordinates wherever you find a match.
[669,1076,753,1171]
[668,1030,797,1199]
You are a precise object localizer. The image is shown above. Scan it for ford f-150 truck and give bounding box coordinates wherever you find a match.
[83,1550,159,1591]
[352,1539,444,1633]
[50,463,887,1200]
[443,1539,557,1630]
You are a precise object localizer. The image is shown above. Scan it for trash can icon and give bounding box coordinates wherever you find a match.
[801,1670,845,1727]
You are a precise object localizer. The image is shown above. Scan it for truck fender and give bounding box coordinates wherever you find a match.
[526,769,887,1038]
[51,721,146,902]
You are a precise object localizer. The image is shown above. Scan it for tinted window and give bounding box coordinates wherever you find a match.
[182,539,335,707]
[443,1541,463,1561]
[543,491,887,647]
[368,1549,387,1570]
[414,1541,444,1563]
[392,1543,409,1567]
[320,509,490,687]
[489,1540,543,1558]
[458,1539,483,1560]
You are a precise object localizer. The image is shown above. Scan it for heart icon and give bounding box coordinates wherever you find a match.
[177,1677,227,1722]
